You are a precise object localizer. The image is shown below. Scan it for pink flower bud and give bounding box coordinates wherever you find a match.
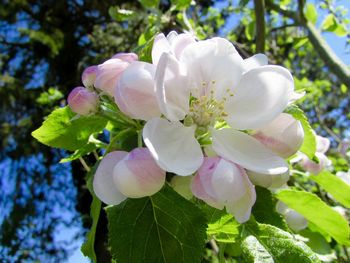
[301,152,331,174]
[253,113,304,158]
[115,61,161,120]
[67,86,99,115]
[94,58,129,97]
[316,135,330,154]
[112,52,138,63]
[276,201,307,232]
[81,65,98,88]
[191,157,256,223]
[113,148,166,198]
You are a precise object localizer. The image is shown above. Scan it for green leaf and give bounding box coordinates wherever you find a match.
[171,0,191,10]
[276,189,350,245]
[106,185,207,263]
[284,105,316,159]
[59,143,98,163]
[36,87,63,105]
[81,166,101,263]
[252,186,288,230]
[304,3,318,25]
[32,106,107,151]
[310,171,350,208]
[205,208,240,243]
[109,6,136,22]
[139,0,159,9]
[241,220,320,263]
[321,14,347,36]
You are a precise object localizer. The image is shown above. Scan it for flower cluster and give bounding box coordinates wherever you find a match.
[69,31,305,223]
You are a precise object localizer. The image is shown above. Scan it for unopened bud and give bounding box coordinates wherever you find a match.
[113,148,166,198]
[81,65,97,89]
[67,86,99,115]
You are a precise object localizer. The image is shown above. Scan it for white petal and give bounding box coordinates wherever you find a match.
[252,113,304,158]
[171,33,196,59]
[115,61,161,120]
[225,65,294,130]
[180,37,244,99]
[243,53,268,72]
[152,33,172,65]
[155,53,190,121]
[212,128,289,175]
[247,170,290,189]
[93,151,128,205]
[285,210,308,232]
[316,135,330,153]
[143,118,203,176]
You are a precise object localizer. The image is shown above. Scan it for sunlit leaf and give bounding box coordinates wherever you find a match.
[310,171,350,208]
[32,106,107,151]
[276,189,350,245]
[305,3,318,25]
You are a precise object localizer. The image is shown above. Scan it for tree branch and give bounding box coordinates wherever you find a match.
[254,0,266,53]
[266,0,350,87]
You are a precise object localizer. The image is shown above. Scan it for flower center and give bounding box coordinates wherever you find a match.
[188,84,233,127]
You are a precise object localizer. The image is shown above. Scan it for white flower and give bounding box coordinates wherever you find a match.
[276,201,308,232]
[143,36,294,178]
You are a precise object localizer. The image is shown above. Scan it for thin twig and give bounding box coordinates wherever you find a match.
[209,239,219,254]
[79,157,91,172]
[93,150,99,161]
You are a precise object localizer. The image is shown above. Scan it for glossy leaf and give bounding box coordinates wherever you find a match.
[32,106,107,151]
[106,185,207,263]
[310,171,350,208]
[276,189,350,245]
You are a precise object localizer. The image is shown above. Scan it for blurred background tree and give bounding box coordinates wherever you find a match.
[0,0,349,262]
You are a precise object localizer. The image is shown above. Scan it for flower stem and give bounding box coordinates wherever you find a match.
[218,242,226,263]
[137,129,143,148]
[79,157,91,172]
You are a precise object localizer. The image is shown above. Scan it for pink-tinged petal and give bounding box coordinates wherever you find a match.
[285,210,308,232]
[171,33,196,59]
[115,61,161,120]
[155,53,189,121]
[94,58,129,97]
[243,53,268,72]
[180,37,244,99]
[67,86,99,115]
[113,148,165,198]
[82,65,98,88]
[152,33,172,65]
[192,157,256,223]
[225,65,294,130]
[170,176,193,199]
[301,152,331,174]
[212,128,289,175]
[247,170,290,189]
[112,52,138,63]
[316,135,330,154]
[252,113,304,158]
[143,118,203,176]
[93,151,128,205]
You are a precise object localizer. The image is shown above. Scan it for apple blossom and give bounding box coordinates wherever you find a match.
[276,201,308,232]
[93,148,166,205]
[252,113,304,159]
[300,135,331,174]
[81,65,98,89]
[113,148,166,198]
[112,52,138,63]
[114,61,161,120]
[191,157,256,223]
[143,36,294,179]
[94,58,130,97]
[67,86,99,115]
[152,31,196,65]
